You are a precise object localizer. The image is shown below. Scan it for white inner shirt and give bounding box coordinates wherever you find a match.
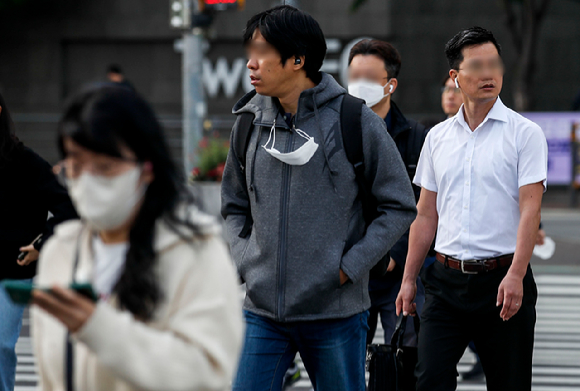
[91,235,129,297]
[413,97,548,260]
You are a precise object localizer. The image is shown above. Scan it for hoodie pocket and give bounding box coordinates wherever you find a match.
[284,238,347,317]
[236,235,253,282]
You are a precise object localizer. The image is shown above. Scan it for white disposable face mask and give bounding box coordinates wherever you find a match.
[348,79,391,108]
[262,120,318,166]
[67,167,146,231]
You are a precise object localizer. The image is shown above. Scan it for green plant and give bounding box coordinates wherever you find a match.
[190,135,230,182]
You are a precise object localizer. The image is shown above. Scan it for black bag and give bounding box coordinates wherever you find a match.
[367,314,420,391]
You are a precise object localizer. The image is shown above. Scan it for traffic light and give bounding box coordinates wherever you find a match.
[197,0,245,12]
[169,0,192,29]
[169,0,245,30]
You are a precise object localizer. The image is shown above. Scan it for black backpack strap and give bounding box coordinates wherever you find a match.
[340,94,364,168]
[233,112,256,172]
[66,230,85,391]
[232,112,256,238]
[341,94,374,223]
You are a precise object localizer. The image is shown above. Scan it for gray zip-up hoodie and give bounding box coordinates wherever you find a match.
[221,73,417,322]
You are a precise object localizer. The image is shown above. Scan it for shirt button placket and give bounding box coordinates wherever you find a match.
[461,131,476,258]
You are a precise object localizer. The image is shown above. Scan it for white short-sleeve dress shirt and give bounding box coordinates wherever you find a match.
[413,97,548,261]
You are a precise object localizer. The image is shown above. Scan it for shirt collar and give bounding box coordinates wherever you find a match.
[453,96,508,130]
[486,97,508,123]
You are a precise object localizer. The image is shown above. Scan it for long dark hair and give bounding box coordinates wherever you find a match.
[58,85,199,320]
[0,92,23,165]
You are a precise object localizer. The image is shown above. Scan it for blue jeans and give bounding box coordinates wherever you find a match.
[233,310,369,391]
[0,279,30,391]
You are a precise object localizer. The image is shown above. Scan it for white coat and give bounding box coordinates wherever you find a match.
[32,209,244,391]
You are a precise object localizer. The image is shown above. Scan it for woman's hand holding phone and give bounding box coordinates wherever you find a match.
[32,286,96,333]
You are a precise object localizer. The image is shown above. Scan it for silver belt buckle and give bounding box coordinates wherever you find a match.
[461,260,480,274]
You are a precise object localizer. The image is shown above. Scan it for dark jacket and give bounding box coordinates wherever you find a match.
[369,101,429,290]
[0,145,78,280]
[221,73,417,322]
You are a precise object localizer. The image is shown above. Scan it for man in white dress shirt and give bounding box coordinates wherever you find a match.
[396,27,547,391]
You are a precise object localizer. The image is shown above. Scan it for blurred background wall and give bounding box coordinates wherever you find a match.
[0,0,579,164]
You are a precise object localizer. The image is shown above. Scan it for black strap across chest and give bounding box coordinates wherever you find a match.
[66,230,83,391]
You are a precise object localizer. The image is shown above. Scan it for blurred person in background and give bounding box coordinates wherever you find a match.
[0,91,77,391]
[442,75,463,118]
[420,75,463,129]
[106,64,135,92]
[347,39,429,356]
[31,86,244,391]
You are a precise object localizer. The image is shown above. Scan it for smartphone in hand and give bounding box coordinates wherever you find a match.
[17,234,43,262]
[1,280,98,305]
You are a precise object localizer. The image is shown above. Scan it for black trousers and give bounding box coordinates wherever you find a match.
[416,260,537,391]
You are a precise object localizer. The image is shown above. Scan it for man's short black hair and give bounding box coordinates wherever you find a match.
[107,64,123,75]
[442,74,451,87]
[348,39,401,79]
[243,5,326,82]
[444,26,502,70]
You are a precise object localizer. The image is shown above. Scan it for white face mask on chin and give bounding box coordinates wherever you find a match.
[262,120,318,166]
[348,79,391,108]
[66,167,147,231]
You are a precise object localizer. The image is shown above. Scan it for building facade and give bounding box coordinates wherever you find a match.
[0,0,579,165]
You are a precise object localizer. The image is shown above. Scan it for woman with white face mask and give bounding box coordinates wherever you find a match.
[30,86,244,391]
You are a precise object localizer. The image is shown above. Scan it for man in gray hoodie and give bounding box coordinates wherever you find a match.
[221,5,417,391]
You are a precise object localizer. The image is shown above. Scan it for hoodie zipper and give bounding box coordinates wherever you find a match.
[276,122,294,322]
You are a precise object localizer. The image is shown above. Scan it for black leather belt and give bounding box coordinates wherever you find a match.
[435,252,514,274]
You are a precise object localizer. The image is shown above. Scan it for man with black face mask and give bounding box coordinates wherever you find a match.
[221,6,417,391]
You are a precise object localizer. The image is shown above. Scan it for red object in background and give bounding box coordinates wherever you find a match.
[204,162,225,181]
[205,0,237,4]
[198,0,244,11]
[199,137,209,149]
[215,162,225,181]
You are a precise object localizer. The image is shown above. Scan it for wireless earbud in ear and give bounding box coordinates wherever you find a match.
[455,77,459,89]
[294,58,301,65]
[389,84,393,93]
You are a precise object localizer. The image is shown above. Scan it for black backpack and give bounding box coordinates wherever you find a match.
[232,94,423,278]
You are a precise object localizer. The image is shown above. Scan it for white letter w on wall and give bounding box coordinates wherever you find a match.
[202,57,246,99]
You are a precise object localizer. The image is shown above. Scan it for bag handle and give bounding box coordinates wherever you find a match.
[390,313,420,348]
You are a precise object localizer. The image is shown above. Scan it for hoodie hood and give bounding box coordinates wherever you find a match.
[232,73,348,191]
[232,73,347,125]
